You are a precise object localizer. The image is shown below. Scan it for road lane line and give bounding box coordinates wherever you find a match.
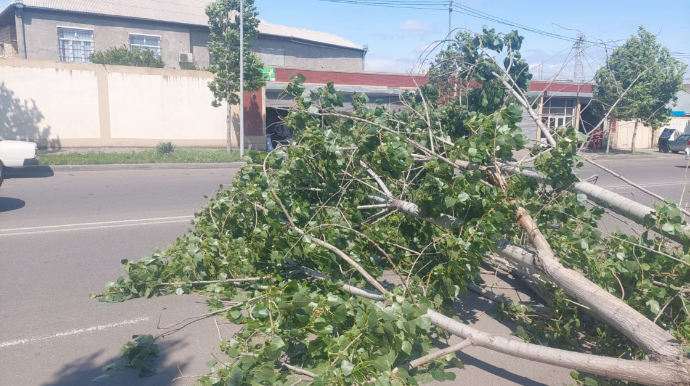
[602,181,690,189]
[0,317,151,348]
[0,219,192,237]
[0,215,193,233]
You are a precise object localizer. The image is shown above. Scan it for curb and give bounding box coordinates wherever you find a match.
[4,162,247,174]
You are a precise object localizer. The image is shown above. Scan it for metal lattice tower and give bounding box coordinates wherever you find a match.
[573,33,586,83]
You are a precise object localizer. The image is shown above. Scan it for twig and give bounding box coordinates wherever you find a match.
[282,363,316,378]
[396,339,473,372]
[162,276,270,286]
[360,160,393,197]
[214,318,222,341]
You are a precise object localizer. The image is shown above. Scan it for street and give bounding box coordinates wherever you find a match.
[0,154,687,386]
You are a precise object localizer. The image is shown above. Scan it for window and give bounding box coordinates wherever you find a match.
[130,34,161,57]
[0,43,4,58]
[58,27,94,63]
[541,98,576,129]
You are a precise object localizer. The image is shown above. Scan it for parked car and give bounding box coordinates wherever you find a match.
[661,133,690,154]
[0,136,39,171]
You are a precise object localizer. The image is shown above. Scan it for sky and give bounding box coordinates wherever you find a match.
[251,0,690,81]
[3,0,689,81]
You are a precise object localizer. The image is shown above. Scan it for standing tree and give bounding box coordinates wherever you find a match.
[594,26,686,153]
[206,0,266,152]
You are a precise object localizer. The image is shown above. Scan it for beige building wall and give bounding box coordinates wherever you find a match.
[0,60,101,149]
[0,59,258,150]
[668,117,690,134]
[611,120,654,150]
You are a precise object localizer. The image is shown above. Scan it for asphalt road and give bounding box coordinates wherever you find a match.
[2,155,684,386]
[576,152,690,233]
[0,168,240,386]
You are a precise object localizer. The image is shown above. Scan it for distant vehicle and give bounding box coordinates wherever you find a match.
[659,129,690,154]
[0,136,39,171]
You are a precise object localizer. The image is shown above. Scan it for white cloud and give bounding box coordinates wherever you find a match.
[365,54,417,74]
[398,20,432,32]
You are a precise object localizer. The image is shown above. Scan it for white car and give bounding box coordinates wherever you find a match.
[0,136,39,186]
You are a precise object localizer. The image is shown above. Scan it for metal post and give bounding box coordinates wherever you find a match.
[448,1,452,38]
[239,0,244,157]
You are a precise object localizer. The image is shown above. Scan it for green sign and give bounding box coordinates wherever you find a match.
[262,67,275,81]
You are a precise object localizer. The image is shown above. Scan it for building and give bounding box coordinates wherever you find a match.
[516,80,596,146]
[0,0,367,72]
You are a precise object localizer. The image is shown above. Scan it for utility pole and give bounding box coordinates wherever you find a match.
[448,1,453,38]
[573,33,586,83]
[239,0,245,157]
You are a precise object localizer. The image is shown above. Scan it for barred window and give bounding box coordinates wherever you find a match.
[130,34,161,57]
[58,27,94,63]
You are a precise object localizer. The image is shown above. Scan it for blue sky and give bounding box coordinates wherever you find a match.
[253,0,690,80]
[3,0,688,80]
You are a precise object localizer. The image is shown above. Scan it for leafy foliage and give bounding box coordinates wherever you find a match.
[206,0,265,107]
[90,46,165,68]
[593,26,687,152]
[97,29,690,386]
[156,141,176,156]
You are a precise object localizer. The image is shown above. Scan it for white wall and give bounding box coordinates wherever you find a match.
[0,59,253,149]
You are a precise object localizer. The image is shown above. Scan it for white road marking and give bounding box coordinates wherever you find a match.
[0,317,151,348]
[602,181,690,189]
[0,215,193,232]
[0,219,193,237]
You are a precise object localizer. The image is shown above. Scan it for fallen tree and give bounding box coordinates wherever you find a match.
[96,28,690,386]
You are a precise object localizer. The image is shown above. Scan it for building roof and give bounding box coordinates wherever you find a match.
[529,80,594,94]
[4,0,362,50]
[669,89,690,114]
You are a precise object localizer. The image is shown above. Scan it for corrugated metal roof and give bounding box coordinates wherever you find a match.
[8,0,362,50]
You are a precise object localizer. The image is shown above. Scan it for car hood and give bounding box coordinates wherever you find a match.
[0,140,38,150]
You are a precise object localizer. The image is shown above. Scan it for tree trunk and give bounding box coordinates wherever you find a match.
[631,119,638,153]
[370,195,687,361]
[606,121,612,154]
[226,101,233,152]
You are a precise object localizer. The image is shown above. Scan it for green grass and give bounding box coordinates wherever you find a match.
[38,148,253,165]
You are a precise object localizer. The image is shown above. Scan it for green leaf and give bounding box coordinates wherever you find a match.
[175,288,184,296]
[226,367,243,386]
[293,292,311,308]
[662,222,675,233]
[401,341,412,355]
[570,370,580,380]
[102,363,117,372]
[252,306,270,319]
[205,359,218,368]
[449,357,464,369]
[458,192,470,202]
[647,299,660,315]
[416,315,431,330]
[341,360,355,376]
[269,336,286,351]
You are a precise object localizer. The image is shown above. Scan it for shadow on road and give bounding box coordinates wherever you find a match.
[3,166,55,178]
[0,197,25,212]
[40,339,199,386]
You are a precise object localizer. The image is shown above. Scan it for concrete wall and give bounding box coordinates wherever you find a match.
[11,8,364,72]
[0,59,266,150]
[0,23,18,58]
[20,9,193,69]
[669,117,690,134]
[253,35,364,72]
[611,120,654,150]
